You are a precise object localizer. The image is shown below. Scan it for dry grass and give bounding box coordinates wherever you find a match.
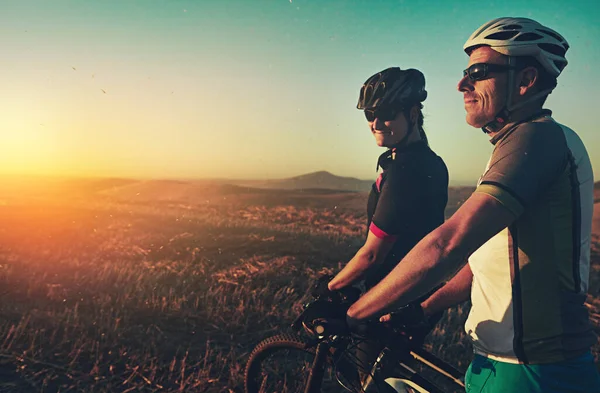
[0,178,597,392]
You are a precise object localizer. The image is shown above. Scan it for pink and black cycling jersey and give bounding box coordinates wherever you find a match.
[365,141,448,289]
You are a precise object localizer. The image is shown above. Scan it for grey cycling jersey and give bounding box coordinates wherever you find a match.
[466,112,596,364]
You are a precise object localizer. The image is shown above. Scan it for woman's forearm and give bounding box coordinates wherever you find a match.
[328,247,376,291]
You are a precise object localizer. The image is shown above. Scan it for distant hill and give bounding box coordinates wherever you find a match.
[2,174,598,205]
[232,171,373,192]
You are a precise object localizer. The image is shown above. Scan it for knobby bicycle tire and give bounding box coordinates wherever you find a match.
[244,334,346,393]
[244,334,424,393]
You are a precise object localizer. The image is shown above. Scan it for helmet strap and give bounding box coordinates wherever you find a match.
[482,57,516,134]
[481,107,510,134]
[482,56,553,134]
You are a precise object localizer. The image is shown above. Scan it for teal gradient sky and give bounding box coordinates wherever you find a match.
[1,0,599,184]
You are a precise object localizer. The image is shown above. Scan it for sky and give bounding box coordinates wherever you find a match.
[1,0,599,185]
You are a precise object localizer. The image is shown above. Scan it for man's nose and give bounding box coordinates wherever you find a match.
[457,74,473,92]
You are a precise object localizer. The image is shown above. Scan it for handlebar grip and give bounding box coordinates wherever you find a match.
[312,318,348,336]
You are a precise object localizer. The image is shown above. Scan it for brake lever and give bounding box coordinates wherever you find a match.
[291,314,303,331]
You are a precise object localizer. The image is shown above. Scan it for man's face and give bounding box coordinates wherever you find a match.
[457,46,509,129]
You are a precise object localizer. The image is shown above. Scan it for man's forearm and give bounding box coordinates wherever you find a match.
[347,226,467,320]
[421,263,472,318]
[346,192,515,322]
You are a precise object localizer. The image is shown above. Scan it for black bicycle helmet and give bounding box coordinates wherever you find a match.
[357,67,427,110]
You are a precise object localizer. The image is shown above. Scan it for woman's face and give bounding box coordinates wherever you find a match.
[366,108,411,148]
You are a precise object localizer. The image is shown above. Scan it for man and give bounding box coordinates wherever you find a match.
[346,17,600,393]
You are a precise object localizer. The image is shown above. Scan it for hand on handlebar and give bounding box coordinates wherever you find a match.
[381,303,429,328]
[311,274,334,298]
[381,303,439,346]
[345,314,390,338]
[345,303,435,342]
[312,275,361,304]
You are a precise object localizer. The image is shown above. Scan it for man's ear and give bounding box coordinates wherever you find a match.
[518,67,538,96]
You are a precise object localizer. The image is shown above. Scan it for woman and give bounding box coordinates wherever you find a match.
[325,67,449,381]
[329,67,448,294]
[328,67,449,351]
[328,67,448,379]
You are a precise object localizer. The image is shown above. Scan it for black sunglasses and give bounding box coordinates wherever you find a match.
[364,107,402,122]
[463,63,517,82]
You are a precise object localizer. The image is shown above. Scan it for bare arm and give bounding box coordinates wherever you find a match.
[347,192,515,321]
[421,263,473,318]
[328,231,394,291]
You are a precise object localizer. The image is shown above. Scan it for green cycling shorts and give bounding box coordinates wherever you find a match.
[465,352,600,393]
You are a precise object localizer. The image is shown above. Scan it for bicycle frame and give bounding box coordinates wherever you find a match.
[378,347,465,393]
[304,341,331,393]
[286,287,466,393]
[295,333,464,393]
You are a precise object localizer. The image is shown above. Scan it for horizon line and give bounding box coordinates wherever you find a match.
[0,169,479,187]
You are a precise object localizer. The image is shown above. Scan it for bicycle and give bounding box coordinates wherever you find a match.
[244,281,466,393]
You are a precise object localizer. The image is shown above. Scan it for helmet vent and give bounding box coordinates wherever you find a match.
[372,84,386,101]
[485,31,519,40]
[536,29,565,43]
[501,24,522,30]
[361,85,372,101]
[538,43,567,57]
[515,32,544,41]
[554,60,567,72]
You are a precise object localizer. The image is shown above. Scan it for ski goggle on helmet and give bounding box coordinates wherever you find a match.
[357,67,427,122]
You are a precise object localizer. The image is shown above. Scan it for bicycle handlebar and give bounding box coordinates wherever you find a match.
[296,278,432,346]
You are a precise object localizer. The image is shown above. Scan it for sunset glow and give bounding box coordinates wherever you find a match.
[1,1,598,184]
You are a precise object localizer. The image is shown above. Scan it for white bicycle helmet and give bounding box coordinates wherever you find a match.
[464,17,569,77]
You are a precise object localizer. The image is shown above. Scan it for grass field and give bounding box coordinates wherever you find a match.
[0,176,598,392]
